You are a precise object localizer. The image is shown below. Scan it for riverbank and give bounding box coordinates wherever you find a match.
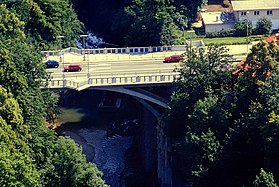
[55,90,142,187]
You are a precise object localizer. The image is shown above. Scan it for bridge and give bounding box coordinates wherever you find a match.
[43,44,193,108]
[43,43,248,108]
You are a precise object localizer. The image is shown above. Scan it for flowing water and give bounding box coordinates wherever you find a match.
[55,90,141,187]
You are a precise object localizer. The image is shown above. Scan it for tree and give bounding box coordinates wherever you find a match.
[165,45,232,138]
[47,136,108,187]
[0,86,41,187]
[234,19,253,37]
[164,45,232,186]
[0,1,107,186]
[3,0,83,50]
[166,40,279,186]
[255,17,272,35]
[253,168,278,187]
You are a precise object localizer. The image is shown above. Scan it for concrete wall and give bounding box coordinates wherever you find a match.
[205,23,235,33]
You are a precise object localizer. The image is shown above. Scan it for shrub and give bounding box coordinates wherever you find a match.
[234,20,253,37]
[254,17,272,35]
[206,29,235,38]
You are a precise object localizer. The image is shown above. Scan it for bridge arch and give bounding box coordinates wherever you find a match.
[88,86,170,109]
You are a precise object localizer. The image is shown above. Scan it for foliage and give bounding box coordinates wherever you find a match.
[254,168,278,187]
[255,17,273,35]
[0,1,107,186]
[205,29,235,38]
[3,0,83,50]
[47,137,108,187]
[71,0,207,46]
[165,41,279,186]
[234,20,253,37]
[0,86,41,187]
[0,4,25,40]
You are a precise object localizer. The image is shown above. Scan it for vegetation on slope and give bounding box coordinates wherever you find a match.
[0,1,107,186]
[165,41,279,186]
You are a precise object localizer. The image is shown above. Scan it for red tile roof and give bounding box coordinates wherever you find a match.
[264,32,279,44]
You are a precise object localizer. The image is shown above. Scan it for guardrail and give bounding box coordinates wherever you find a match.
[46,72,181,90]
[42,42,205,57]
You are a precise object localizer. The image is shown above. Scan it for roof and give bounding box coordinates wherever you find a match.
[264,32,279,44]
[201,12,235,25]
[231,0,279,11]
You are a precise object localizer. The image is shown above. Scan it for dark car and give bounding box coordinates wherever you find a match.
[163,55,184,63]
[63,64,82,72]
[45,60,59,68]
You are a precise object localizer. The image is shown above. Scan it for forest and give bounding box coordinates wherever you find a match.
[165,43,279,186]
[0,0,279,186]
[0,0,107,186]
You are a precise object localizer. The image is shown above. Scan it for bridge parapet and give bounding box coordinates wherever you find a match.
[42,42,204,57]
[46,72,180,91]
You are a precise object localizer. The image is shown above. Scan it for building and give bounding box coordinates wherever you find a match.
[231,0,279,30]
[201,11,235,33]
[201,0,279,33]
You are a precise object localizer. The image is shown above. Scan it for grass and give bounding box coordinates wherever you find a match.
[201,36,248,45]
[181,33,264,45]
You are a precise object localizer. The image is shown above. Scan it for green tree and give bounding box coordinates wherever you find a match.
[166,40,279,186]
[3,0,83,50]
[48,137,108,187]
[255,17,272,35]
[234,19,253,37]
[254,168,278,187]
[0,4,25,40]
[0,86,41,187]
[0,2,107,186]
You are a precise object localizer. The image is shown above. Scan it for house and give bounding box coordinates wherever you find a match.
[264,32,279,44]
[201,11,235,33]
[201,0,279,33]
[231,0,279,30]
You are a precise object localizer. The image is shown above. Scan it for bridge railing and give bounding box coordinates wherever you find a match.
[42,42,204,57]
[46,72,181,90]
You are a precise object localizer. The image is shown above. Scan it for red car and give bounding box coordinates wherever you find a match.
[163,55,184,63]
[63,64,82,72]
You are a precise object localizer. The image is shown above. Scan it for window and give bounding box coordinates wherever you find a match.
[254,11,259,15]
[267,10,272,15]
[241,11,247,16]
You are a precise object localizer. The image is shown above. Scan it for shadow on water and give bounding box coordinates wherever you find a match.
[55,90,141,135]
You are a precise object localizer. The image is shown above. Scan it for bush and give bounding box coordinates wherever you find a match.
[234,20,253,37]
[206,29,235,38]
[254,17,272,35]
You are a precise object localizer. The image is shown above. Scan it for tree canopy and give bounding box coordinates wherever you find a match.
[0,1,107,186]
[165,41,279,186]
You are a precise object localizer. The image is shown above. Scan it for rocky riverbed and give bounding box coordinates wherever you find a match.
[61,128,133,186]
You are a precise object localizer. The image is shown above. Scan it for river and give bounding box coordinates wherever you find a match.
[55,90,146,187]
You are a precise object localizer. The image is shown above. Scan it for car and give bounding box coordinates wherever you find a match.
[163,55,184,63]
[63,64,82,72]
[45,60,59,68]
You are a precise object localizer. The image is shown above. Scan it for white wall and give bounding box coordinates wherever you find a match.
[205,23,235,33]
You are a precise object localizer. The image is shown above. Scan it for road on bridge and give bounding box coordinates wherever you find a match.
[45,44,251,81]
[46,51,183,81]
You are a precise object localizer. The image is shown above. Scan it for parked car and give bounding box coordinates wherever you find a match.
[63,64,82,72]
[45,60,59,68]
[163,55,184,63]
